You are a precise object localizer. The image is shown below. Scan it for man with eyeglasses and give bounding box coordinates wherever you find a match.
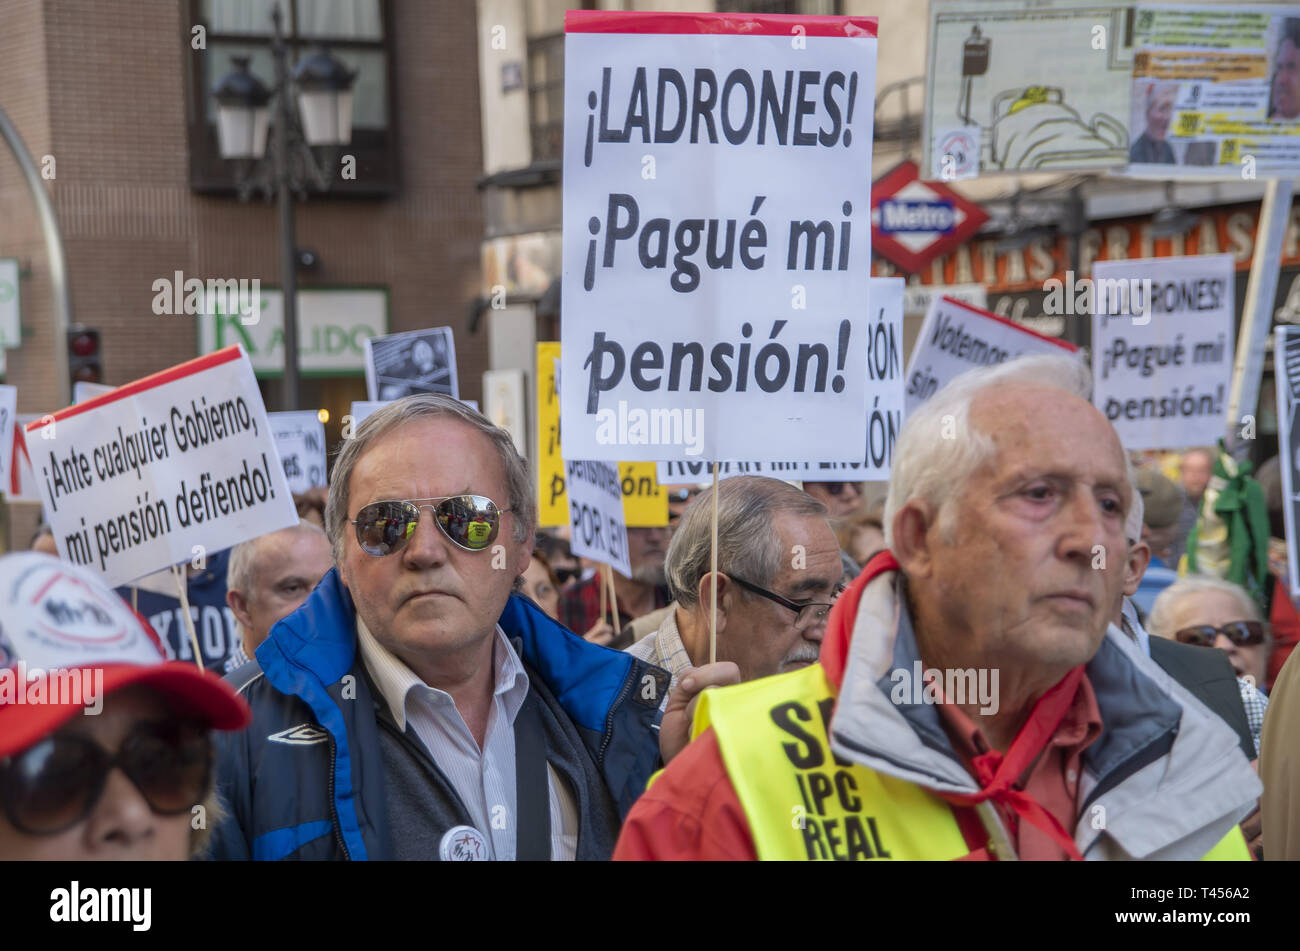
[615,355,1259,861]
[627,476,843,701]
[209,395,671,861]
[0,553,249,860]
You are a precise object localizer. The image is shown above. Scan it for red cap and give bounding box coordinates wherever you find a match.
[0,553,250,757]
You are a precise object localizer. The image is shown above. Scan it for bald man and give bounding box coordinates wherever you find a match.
[225,521,333,672]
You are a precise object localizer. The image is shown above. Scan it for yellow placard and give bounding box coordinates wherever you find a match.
[535,342,668,528]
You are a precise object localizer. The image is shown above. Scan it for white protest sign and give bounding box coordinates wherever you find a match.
[9,415,44,501]
[74,381,115,404]
[27,346,298,587]
[1275,325,1300,599]
[561,11,878,463]
[905,296,1079,414]
[654,276,905,480]
[269,411,327,493]
[565,459,631,576]
[0,386,15,491]
[1092,254,1234,449]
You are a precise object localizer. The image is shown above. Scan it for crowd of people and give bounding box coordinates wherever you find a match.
[4,353,1298,861]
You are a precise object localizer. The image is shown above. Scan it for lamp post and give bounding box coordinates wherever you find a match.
[211,5,355,410]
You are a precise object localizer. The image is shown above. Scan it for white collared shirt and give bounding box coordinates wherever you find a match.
[356,616,578,860]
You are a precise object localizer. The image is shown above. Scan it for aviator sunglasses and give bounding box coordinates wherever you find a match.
[350,495,512,556]
[0,719,212,836]
[1174,621,1268,649]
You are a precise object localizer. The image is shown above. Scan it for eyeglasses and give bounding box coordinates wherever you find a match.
[728,575,842,630]
[349,495,511,556]
[0,720,212,836]
[1175,621,1268,648]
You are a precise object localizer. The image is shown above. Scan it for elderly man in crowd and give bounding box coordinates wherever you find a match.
[1114,492,1257,762]
[223,521,334,673]
[615,355,1259,861]
[210,395,668,861]
[628,476,843,697]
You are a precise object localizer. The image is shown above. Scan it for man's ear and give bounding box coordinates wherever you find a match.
[514,527,536,575]
[695,572,734,636]
[891,499,940,580]
[1124,541,1152,597]
[226,589,254,632]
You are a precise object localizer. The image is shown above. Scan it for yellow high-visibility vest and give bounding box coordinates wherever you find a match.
[693,662,1252,861]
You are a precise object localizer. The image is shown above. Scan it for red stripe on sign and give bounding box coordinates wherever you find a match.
[24,346,245,433]
[940,296,1079,352]
[565,10,877,38]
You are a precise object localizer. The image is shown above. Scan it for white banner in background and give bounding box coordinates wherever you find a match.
[561,11,879,462]
[566,458,632,576]
[269,411,328,493]
[655,276,905,480]
[1092,254,1234,449]
[905,296,1079,415]
[27,347,297,587]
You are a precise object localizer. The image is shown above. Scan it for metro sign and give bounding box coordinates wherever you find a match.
[871,160,988,274]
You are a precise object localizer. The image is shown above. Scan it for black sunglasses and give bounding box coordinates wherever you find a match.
[350,495,511,556]
[728,575,842,630]
[0,720,212,836]
[552,566,580,584]
[1175,621,1268,648]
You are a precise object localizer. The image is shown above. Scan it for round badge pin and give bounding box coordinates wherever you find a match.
[439,825,489,861]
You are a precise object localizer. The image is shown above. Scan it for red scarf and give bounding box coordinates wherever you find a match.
[822,551,1086,861]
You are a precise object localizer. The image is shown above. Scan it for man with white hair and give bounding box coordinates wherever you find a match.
[615,354,1259,861]
[223,521,334,673]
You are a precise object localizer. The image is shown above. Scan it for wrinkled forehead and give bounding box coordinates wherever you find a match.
[970,384,1128,484]
[352,416,506,500]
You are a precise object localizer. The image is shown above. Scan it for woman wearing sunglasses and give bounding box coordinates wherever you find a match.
[1147,576,1273,690]
[0,553,250,860]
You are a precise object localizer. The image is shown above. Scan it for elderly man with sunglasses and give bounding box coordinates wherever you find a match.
[210,396,670,861]
[615,355,1260,861]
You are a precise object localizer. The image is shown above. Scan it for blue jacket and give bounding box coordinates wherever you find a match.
[209,568,668,860]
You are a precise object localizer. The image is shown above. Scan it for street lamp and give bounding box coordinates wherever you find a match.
[210,5,356,411]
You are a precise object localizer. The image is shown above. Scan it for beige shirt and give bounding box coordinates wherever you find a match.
[626,606,694,711]
[356,616,578,860]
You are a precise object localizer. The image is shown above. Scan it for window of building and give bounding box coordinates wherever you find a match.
[186,0,397,196]
[527,33,565,163]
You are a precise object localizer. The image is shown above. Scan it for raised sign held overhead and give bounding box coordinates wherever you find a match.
[27,347,297,587]
[905,296,1079,414]
[560,10,878,463]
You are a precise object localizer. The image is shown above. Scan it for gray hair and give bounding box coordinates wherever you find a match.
[883,353,1096,548]
[324,394,536,562]
[1146,575,1263,640]
[226,520,327,594]
[666,475,827,608]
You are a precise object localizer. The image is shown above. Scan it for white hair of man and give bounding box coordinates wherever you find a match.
[226,520,329,595]
[666,475,827,609]
[883,353,1105,548]
[1146,575,1264,640]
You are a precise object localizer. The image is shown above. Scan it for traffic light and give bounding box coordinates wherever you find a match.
[67,327,102,385]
